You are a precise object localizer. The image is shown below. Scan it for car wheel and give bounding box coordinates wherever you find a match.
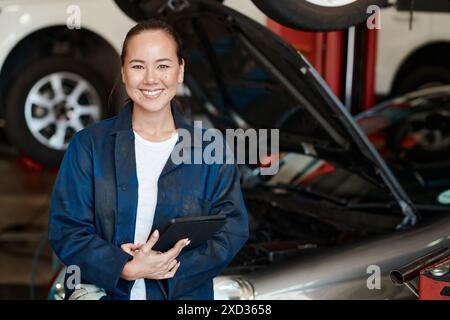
[4,56,108,167]
[251,0,388,31]
[392,65,450,96]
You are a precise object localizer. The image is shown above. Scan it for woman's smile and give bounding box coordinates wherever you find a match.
[140,88,164,99]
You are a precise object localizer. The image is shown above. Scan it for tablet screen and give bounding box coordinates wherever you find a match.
[151,214,226,252]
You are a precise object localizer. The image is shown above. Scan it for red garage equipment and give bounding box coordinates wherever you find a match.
[267,20,378,113]
[391,247,450,300]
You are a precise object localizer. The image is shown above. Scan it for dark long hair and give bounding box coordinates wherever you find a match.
[121,19,184,66]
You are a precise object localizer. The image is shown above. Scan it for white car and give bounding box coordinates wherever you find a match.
[0,0,136,166]
[377,2,450,97]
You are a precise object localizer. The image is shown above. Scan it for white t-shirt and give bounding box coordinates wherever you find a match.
[130,130,178,300]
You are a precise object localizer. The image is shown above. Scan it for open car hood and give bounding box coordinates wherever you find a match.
[134,0,419,227]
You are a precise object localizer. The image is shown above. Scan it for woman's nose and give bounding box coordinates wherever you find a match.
[143,68,158,84]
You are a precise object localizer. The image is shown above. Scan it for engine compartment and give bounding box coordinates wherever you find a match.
[224,186,403,275]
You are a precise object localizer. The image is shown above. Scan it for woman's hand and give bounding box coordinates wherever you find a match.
[121,230,190,281]
[120,243,143,256]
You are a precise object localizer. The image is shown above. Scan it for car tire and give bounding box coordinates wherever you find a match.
[251,0,388,31]
[4,56,109,167]
[392,65,450,95]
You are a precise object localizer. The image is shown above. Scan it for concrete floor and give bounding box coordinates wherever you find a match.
[0,144,58,300]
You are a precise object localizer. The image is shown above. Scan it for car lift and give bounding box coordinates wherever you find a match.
[267,19,378,115]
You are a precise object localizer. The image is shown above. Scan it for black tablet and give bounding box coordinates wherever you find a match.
[151,214,227,252]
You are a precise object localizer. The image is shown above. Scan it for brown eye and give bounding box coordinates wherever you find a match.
[132,65,144,70]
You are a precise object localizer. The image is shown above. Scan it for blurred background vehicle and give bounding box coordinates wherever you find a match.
[0,0,134,166]
[377,0,450,97]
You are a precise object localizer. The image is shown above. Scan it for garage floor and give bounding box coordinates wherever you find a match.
[0,136,57,299]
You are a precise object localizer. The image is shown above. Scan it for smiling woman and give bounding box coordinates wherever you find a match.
[47,19,249,300]
[121,24,184,133]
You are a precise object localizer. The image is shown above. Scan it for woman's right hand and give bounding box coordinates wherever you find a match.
[121,230,190,281]
[121,242,143,256]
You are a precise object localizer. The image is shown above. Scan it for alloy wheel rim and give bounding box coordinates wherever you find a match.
[24,72,101,150]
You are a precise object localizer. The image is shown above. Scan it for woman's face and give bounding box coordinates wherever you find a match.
[121,30,184,114]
